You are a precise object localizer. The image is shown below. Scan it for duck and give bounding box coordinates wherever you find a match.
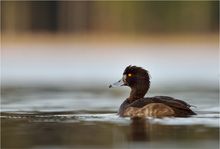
[109,65,196,117]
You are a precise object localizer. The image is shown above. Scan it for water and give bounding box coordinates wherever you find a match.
[1,40,219,148]
[1,86,219,149]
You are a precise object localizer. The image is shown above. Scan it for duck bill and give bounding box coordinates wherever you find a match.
[109,79,124,88]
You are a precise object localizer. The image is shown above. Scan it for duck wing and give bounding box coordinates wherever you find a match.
[130,96,196,116]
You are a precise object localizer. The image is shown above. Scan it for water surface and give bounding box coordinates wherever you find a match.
[1,86,219,149]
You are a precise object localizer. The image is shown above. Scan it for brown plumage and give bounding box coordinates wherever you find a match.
[109,65,196,118]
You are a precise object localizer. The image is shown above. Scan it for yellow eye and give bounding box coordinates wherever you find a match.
[128,73,132,77]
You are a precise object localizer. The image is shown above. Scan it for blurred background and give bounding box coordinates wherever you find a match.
[1,1,219,149]
[2,0,219,110]
[1,1,219,88]
[1,1,219,33]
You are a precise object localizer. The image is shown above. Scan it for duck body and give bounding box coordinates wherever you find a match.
[119,96,196,117]
[109,65,196,118]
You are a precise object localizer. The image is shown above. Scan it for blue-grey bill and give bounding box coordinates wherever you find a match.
[109,79,124,88]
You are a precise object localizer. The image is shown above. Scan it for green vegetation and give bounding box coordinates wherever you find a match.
[1,1,219,34]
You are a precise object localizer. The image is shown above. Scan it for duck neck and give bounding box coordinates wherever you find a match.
[128,81,150,102]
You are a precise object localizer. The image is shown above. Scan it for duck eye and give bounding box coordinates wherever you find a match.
[128,73,132,77]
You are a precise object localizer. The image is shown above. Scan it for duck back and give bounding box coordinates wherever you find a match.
[119,96,196,117]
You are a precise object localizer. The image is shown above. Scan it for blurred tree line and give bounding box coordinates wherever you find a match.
[1,1,219,34]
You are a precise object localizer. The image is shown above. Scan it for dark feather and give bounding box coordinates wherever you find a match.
[119,96,196,117]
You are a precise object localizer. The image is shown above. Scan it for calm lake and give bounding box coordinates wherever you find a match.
[1,85,219,149]
[1,40,219,149]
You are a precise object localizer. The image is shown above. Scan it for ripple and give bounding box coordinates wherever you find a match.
[1,111,219,128]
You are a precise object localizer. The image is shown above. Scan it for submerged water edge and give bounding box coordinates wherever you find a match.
[1,110,219,149]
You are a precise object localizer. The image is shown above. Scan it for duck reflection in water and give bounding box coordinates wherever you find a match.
[130,117,148,141]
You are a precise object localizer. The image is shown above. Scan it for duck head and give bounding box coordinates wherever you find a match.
[109,65,150,100]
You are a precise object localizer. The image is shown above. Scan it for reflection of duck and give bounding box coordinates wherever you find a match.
[130,117,148,141]
[109,65,196,117]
